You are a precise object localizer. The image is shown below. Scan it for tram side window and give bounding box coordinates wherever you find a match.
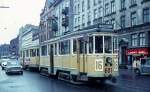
[54,43,57,55]
[41,45,47,56]
[104,36,112,53]
[89,37,93,53]
[31,49,36,57]
[95,36,103,53]
[73,38,87,54]
[73,40,77,54]
[37,49,39,56]
[26,50,29,57]
[59,40,70,55]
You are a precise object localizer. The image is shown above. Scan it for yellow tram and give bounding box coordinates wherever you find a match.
[20,47,40,70]
[39,24,118,82]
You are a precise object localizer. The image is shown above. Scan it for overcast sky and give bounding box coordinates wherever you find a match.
[0,0,46,44]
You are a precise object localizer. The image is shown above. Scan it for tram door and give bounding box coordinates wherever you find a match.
[50,44,54,74]
[76,38,86,73]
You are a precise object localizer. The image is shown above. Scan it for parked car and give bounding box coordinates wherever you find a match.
[1,61,8,70]
[133,58,150,75]
[0,56,9,66]
[5,60,23,75]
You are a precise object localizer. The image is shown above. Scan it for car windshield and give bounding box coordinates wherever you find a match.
[141,59,146,65]
[7,61,20,66]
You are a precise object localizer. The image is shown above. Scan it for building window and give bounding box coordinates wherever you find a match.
[111,0,115,13]
[74,6,77,14]
[131,0,136,5]
[105,3,109,15]
[131,12,137,26]
[82,14,85,27]
[82,0,84,12]
[78,4,80,14]
[139,33,146,46]
[41,45,47,56]
[74,18,77,27]
[87,11,91,24]
[98,0,102,4]
[131,34,138,46]
[105,20,110,24]
[99,7,103,17]
[120,15,125,28]
[94,9,98,19]
[121,0,125,9]
[87,0,90,9]
[143,8,150,23]
[111,19,115,29]
[78,17,80,26]
[94,0,97,6]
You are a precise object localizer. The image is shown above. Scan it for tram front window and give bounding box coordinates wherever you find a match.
[104,36,112,53]
[95,36,103,53]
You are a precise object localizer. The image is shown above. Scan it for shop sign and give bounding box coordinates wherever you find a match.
[126,48,148,55]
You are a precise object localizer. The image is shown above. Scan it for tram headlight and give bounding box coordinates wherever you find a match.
[106,57,112,66]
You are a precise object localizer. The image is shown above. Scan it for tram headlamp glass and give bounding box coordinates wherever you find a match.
[106,57,112,65]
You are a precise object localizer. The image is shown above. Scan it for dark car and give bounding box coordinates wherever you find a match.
[5,60,23,75]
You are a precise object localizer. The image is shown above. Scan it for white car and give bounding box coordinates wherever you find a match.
[1,61,8,70]
[5,60,23,75]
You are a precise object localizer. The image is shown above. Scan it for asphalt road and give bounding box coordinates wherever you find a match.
[0,69,150,92]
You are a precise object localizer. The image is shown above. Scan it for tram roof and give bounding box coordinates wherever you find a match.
[61,23,116,38]
[40,24,116,44]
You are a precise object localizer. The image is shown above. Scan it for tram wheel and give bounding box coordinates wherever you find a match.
[71,75,77,82]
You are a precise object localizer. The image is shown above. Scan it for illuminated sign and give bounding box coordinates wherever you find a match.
[126,48,148,55]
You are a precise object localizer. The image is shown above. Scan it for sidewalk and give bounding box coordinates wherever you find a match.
[0,68,8,82]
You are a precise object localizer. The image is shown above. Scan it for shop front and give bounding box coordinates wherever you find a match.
[126,48,150,66]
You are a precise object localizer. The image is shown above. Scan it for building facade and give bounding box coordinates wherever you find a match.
[117,0,150,67]
[73,0,150,66]
[10,36,19,57]
[19,24,39,60]
[0,44,10,58]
